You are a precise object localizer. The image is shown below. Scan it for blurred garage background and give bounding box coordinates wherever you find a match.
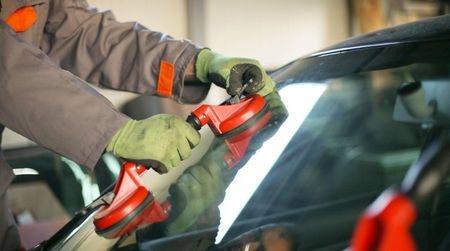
[3,0,448,148]
[2,0,450,248]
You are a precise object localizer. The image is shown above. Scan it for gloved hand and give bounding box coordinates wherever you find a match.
[162,88,288,235]
[106,114,200,173]
[164,143,229,236]
[264,90,288,124]
[195,49,275,96]
[163,109,286,235]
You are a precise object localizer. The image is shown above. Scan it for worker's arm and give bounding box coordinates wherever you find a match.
[0,20,129,170]
[41,0,208,104]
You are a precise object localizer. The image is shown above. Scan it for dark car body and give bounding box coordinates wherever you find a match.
[11,14,450,251]
[131,15,450,251]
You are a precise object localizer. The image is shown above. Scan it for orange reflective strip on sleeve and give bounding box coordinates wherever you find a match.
[157,61,175,97]
[6,6,37,33]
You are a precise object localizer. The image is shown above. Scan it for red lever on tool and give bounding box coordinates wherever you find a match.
[93,162,170,239]
[349,189,417,251]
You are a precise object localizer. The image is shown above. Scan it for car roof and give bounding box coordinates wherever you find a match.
[310,14,450,58]
[271,15,450,85]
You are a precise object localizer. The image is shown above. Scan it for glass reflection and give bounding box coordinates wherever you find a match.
[216,84,327,244]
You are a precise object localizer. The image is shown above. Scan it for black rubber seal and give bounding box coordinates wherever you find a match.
[218,102,271,139]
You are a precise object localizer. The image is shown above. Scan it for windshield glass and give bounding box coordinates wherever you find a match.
[129,63,445,251]
[45,61,450,251]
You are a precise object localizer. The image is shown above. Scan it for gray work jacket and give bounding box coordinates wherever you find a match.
[0,0,209,195]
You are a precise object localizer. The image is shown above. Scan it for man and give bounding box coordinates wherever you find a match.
[0,0,286,249]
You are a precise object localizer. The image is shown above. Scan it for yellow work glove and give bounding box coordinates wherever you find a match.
[163,110,287,236]
[195,49,288,122]
[164,143,228,235]
[106,114,200,173]
[195,49,275,96]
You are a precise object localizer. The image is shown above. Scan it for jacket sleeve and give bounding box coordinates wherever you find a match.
[41,0,210,104]
[0,21,130,170]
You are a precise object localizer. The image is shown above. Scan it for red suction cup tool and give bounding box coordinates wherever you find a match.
[350,189,417,251]
[187,94,269,136]
[93,162,170,239]
[223,109,271,168]
[187,94,272,168]
[94,94,271,238]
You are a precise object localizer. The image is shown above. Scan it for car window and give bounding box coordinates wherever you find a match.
[40,62,450,251]
[134,63,442,250]
[215,63,443,250]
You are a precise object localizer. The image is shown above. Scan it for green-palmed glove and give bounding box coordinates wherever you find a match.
[164,144,229,236]
[196,49,275,96]
[265,90,288,124]
[106,114,200,173]
[163,104,289,236]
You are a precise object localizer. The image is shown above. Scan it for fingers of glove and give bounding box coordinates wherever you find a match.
[159,157,174,173]
[174,118,201,147]
[241,64,264,93]
[166,163,226,236]
[166,193,185,224]
[256,76,276,97]
[265,91,289,122]
[170,172,203,203]
[169,158,181,170]
[168,176,217,233]
[190,164,226,201]
[178,164,222,199]
[168,176,190,205]
[165,189,190,235]
[177,168,202,189]
[199,162,222,184]
[166,148,182,170]
[207,72,227,88]
[172,172,205,209]
[165,205,200,236]
[247,94,287,148]
[177,138,193,160]
[228,64,263,96]
[151,160,169,174]
[187,165,211,186]
[202,165,226,200]
[272,103,289,122]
